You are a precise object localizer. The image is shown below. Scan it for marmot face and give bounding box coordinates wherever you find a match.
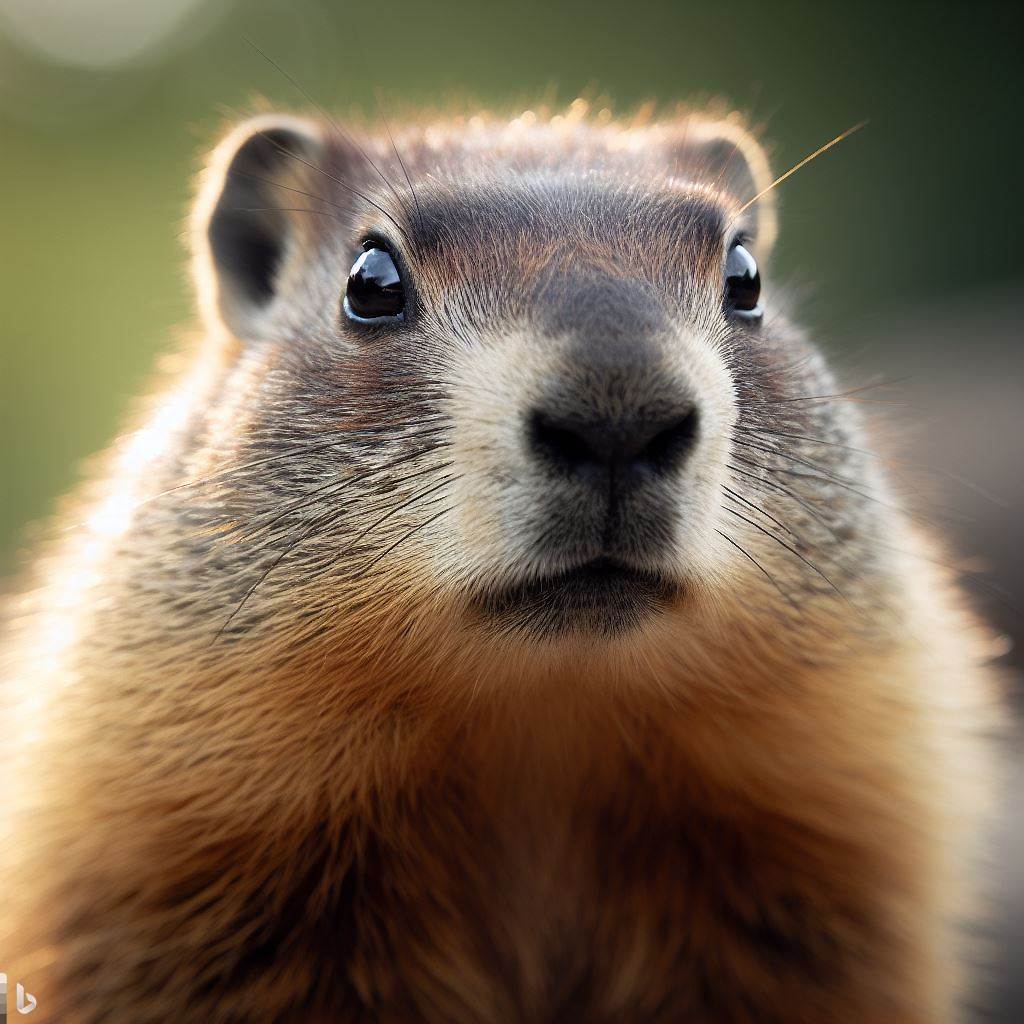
[191,111,889,662]
[429,177,740,639]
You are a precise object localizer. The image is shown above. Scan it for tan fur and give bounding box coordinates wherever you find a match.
[0,104,1003,1023]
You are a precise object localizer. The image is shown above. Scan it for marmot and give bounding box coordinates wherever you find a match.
[0,103,1003,1023]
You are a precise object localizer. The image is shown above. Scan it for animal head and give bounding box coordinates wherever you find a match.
[183,107,887,682]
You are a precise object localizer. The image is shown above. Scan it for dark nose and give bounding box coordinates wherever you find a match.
[528,404,699,486]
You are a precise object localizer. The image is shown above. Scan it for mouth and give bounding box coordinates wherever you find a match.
[470,557,679,638]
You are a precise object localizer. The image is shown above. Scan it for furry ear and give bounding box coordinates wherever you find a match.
[672,117,777,255]
[192,114,325,339]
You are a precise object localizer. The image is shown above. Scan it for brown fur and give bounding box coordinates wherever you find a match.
[0,104,1003,1023]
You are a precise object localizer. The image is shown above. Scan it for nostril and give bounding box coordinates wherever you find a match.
[529,411,599,472]
[639,406,700,474]
[528,405,700,480]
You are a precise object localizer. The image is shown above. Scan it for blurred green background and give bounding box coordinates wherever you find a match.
[1,1,1022,1018]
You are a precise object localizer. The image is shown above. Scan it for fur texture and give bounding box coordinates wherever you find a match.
[0,104,1002,1023]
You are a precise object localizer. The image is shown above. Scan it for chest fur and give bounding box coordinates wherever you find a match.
[217,774,895,1024]
[36,675,934,1023]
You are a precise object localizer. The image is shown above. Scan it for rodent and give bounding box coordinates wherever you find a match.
[0,103,1004,1023]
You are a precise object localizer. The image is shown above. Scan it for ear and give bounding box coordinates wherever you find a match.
[191,114,326,339]
[672,116,778,256]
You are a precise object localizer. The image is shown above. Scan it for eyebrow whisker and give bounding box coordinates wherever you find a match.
[735,121,867,216]
[242,35,415,225]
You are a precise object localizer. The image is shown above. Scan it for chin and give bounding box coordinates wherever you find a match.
[467,557,681,640]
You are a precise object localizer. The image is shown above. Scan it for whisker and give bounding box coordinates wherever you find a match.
[762,463,908,517]
[741,377,910,407]
[264,458,455,558]
[936,469,1010,510]
[736,425,1007,510]
[721,484,798,539]
[372,86,424,245]
[352,503,457,580]
[93,438,359,528]
[735,121,867,216]
[715,528,795,607]
[737,425,882,460]
[212,514,325,645]
[875,542,1022,621]
[212,465,452,644]
[731,437,866,490]
[253,127,412,245]
[229,205,348,222]
[231,437,451,541]
[385,118,423,239]
[721,505,848,602]
[232,169,351,214]
[727,456,837,531]
[299,474,459,587]
[340,474,456,555]
[126,416,449,515]
[242,35,414,224]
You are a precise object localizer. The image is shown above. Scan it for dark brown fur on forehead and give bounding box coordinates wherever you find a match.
[387,175,730,306]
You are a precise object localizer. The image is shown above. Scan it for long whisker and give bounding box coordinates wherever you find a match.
[340,474,455,554]
[212,514,326,645]
[247,457,455,557]
[386,119,422,237]
[737,425,881,460]
[242,35,414,223]
[122,416,448,515]
[715,528,795,607]
[736,121,867,216]
[373,87,424,243]
[229,206,348,223]
[296,474,459,589]
[741,377,909,407]
[740,426,1011,510]
[874,541,1023,620]
[253,128,412,245]
[721,505,848,601]
[721,484,798,539]
[352,503,456,580]
[231,170,351,213]
[761,462,908,517]
[727,456,838,531]
[230,436,451,541]
[212,465,452,644]
[731,437,866,490]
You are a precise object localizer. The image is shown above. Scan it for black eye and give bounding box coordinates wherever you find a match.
[724,243,762,319]
[344,245,405,322]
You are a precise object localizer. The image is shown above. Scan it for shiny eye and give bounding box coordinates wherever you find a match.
[344,245,405,322]
[724,243,762,319]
